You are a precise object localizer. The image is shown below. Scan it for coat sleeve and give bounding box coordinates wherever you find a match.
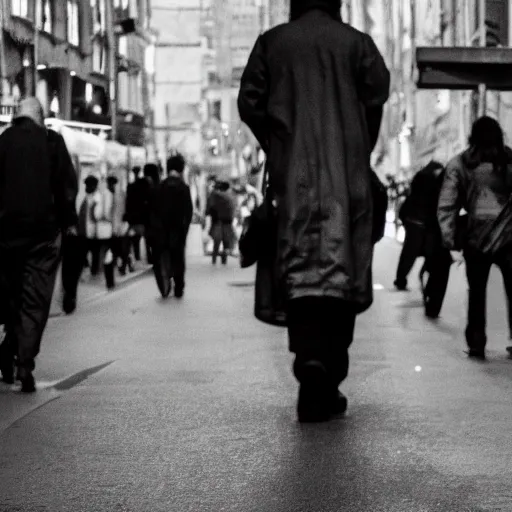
[438,157,463,250]
[357,33,391,108]
[50,131,79,229]
[237,35,270,153]
[184,185,193,230]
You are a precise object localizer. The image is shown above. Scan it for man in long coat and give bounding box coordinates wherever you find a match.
[238,0,390,422]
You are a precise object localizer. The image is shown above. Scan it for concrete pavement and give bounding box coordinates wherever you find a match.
[1,238,512,511]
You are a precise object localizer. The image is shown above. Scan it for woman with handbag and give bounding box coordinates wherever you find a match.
[438,116,512,360]
[238,0,390,422]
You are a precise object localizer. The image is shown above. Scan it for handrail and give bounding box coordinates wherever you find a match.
[45,119,111,132]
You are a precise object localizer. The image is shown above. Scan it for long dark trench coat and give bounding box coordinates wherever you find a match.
[238,7,390,313]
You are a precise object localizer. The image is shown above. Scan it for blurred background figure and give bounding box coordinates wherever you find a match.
[107,174,132,276]
[125,166,147,263]
[205,179,237,265]
[147,153,193,299]
[62,174,101,314]
[394,161,446,293]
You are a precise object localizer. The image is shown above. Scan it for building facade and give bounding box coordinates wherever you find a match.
[269,0,288,27]
[361,0,512,180]
[150,0,204,165]
[0,0,155,154]
[0,0,112,124]
[114,0,156,151]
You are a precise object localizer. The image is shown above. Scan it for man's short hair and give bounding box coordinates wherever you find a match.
[167,153,186,174]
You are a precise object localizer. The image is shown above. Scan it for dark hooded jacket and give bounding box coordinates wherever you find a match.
[0,117,78,246]
[238,0,390,313]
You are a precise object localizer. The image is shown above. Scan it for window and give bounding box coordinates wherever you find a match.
[92,40,105,74]
[67,0,80,46]
[39,0,53,33]
[11,0,29,17]
[90,0,106,34]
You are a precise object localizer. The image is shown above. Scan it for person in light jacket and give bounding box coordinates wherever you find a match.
[438,116,512,360]
[107,174,131,275]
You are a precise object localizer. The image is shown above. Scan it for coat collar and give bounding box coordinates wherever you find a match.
[290,0,342,21]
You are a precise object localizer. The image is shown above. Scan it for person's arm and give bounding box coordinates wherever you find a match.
[184,185,193,232]
[438,158,463,251]
[357,33,391,153]
[238,35,270,153]
[49,131,78,231]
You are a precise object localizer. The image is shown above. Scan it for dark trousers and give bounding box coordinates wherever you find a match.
[61,235,87,301]
[211,222,234,264]
[86,238,102,276]
[62,236,116,301]
[464,244,512,349]
[0,234,61,371]
[395,223,426,287]
[153,244,186,297]
[287,297,356,389]
[111,236,131,272]
[129,224,152,264]
[420,234,452,317]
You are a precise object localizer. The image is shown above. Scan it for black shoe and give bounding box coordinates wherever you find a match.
[161,281,172,299]
[466,349,486,361]
[174,287,184,298]
[507,346,512,357]
[330,391,348,416]
[425,309,440,320]
[18,369,36,393]
[62,294,77,315]
[393,280,408,291]
[296,360,330,423]
[221,255,228,265]
[0,362,14,384]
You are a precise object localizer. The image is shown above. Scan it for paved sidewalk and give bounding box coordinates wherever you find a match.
[2,239,512,510]
[49,225,205,317]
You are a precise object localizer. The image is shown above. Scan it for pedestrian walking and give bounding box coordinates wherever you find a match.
[107,174,131,275]
[125,166,149,262]
[141,163,161,265]
[0,97,78,391]
[62,174,101,315]
[394,161,451,300]
[238,0,390,422]
[147,153,193,299]
[205,180,237,265]
[438,116,512,360]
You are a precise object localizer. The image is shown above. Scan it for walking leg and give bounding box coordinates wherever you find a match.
[171,246,186,297]
[16,236,61,391]
[61,235,87,314]
[495,247,512,352]
[424,248,452,319]
[288,297,331,422]
[464,246,492,356]
[394,224,425,289]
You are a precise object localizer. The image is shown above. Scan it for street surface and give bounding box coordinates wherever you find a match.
[1,234,512,511]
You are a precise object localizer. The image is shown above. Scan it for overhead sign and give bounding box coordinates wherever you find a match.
[416,46,512,90]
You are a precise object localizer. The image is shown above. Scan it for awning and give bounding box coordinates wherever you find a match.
[129,146,146,168]
[416,47,512,90]
[105,140,129,168]
[53,124,106,163]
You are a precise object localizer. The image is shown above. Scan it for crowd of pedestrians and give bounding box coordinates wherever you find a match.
[2,0,512,433]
